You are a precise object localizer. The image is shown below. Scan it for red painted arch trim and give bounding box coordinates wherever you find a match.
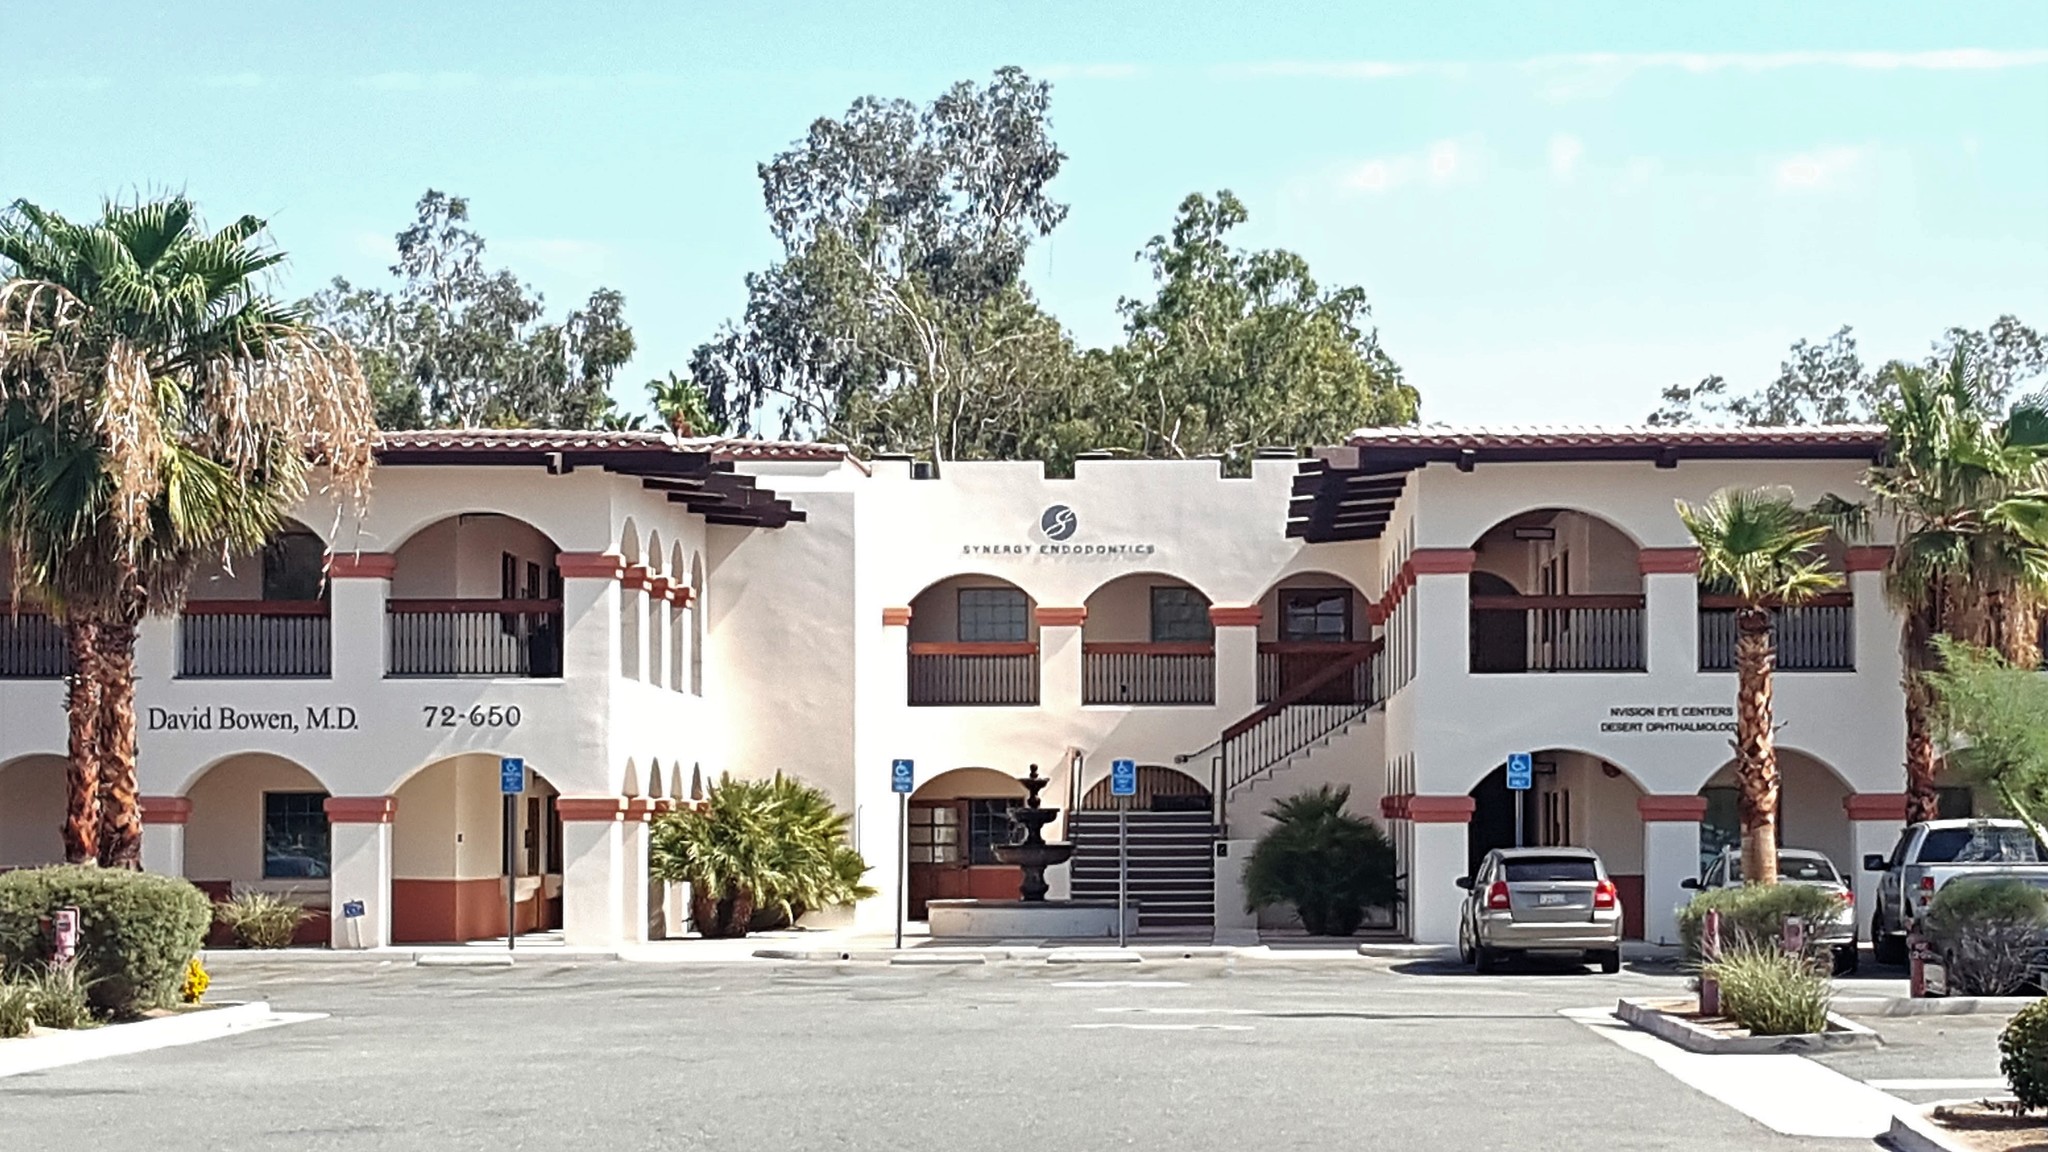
[620,565,656,592]
[556,796,630,822]
[1638,794,1708,821]
[881,606,912,627]
[327,552,397,580]
[324,796,397,824]
[1409,549,1477,576]
[1405,795,1477,823]
[1844,792,1909,820]
[555,552,626,580]
[1035,606,1087,628]
[1208,605,1261,628]
[624,798,659,821]
[1845,546,1893,573]
[139,796,192,824]
[1637,548,1702,575]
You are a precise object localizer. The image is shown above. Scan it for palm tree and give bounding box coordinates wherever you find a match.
[644,371,720,436]
[1860,354,2048,822]
[1679,487,1843,885]
[0,196,375,867]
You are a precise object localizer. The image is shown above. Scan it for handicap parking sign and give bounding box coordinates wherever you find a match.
[1505,752,1533,791]
[500,757,526,794]
[891,759,915,794]
[1110,759,1138,797]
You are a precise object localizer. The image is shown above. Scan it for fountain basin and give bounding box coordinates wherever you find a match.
[927,899,1141,940]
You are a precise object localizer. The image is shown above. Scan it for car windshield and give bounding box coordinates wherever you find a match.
[1502,857,1597,882]
[1725,855,1839,884]
[1919,825,2046,864]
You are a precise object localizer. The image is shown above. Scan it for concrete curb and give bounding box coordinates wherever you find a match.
[889,953,986,966]
[1356,943,1459,960]
[1836,995,2038,1018]
[1046,948,1144,964]
[0,1001,321,1079]
[1615,997,1883,1054]
[1885,1099,2012,1152]
[414,953,518,968]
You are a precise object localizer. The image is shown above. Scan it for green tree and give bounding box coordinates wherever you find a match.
[310,191,635,430]
[1677,487,1842,885]
[644,371,723,436]
[1243,785,1398,937]
[0,195,374,867]
[1111,191,1416,468]
[1926,637,2048,845]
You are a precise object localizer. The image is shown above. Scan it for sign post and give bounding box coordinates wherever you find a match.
[500,757,525,953]
[1505,753,1533,848]
[891,759,915,950]
[1111,759,1138,948]
[51,907,79,966]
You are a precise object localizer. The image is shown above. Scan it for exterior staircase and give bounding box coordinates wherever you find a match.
[1066,810,1217,932]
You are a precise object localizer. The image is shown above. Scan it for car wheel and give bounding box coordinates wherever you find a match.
[1457,922,1473,965]
[1873,912,1907,966]
[1833,944,1859,976]
[1474,944,1498,974]
[1597,949,1622,975]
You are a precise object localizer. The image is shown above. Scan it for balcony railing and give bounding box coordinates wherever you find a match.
[0,609,69,679]
[1083,643,1215,706]
[908,642,1038,706]
[388,599,564,679]
[179,601,332,678]
[1258,642,1378,704]
[1699,595,1854,672]
[1470,594,1646,673]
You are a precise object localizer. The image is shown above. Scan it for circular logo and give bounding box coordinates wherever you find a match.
[1040,505,1078,541]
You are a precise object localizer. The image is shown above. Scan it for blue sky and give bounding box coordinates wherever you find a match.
[5,2,2046,426]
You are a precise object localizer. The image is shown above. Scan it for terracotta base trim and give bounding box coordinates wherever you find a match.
[1208,605,1261,627]
[325,796,396,824]
[1845,792,1909,821]
[1035,606,1087,628]
[1638,794,1709,822]
[882,606,912,627]
[326,552,397,580]
[139,796,193,825]
[557,796,629,822]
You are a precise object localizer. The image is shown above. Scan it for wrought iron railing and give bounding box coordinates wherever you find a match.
[908,642,1039,706]
[1469,594,1645,673]
[179,601,331,678]
[1181,640,1382,829]
[1257,642,1378,703]
[1698,595,1853,672]
[1083,643,1214,705]
[0,609,69,678]
[387,599,564,678]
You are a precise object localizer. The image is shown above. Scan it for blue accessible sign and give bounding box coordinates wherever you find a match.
[1505,752,1533,791]
[500,757,526,795]
[891,759,915,794]
[1110,759,1139,797]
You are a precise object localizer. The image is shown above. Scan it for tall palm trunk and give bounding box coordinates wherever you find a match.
[61,619,101,864]
[1901,601,1942,824]
[92,602,144,870]
[1734,607,1782,885]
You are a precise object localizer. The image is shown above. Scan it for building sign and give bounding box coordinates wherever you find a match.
[146,705,361,733]
[1599,705,1738,734]
[959,506,1157,559]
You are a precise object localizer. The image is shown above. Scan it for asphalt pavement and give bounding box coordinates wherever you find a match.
[0,952,2005,1151]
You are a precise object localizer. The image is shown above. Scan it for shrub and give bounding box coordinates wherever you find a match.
[0,982,31,1038]
[215,892,310,950]
[1924,878,2048,996]
[1704,944,1833,1036]
[650,774,875,939]
[1677,883,1845,962]
[25,963,95,1030]
[0,866,211,1016]
[2002,998,2048,1112]
[1243,785,1398,937]
[180,957,209,1005]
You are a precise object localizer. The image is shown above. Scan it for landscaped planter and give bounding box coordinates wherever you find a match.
[1888,1098,2048,1152]
[1615,997,1882,1054]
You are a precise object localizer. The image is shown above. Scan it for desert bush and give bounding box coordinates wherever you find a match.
[1678,882,1844,962]
[1244,785,1399,937]
[1924,878,2048,996]
[0,866,210,1016]
[2002,998,2048,1112]
[215,892,310,950]
[0,982,31,1038]
[1704,944,1833,1036]
[25,963,95,1030]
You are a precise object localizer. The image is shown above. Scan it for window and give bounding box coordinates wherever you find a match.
[1723,853,1840,884]
[1919,824,2044,863]
[1699,786,1739,873]
[907,805,961,864]
[1502,857,1598,882]
[1149,587,1213,643]
[261,532,326,602]
[967,798,1019,864]
[1937,787,1975,820]
[957,588,1028,643]
[1280,589,1351,643]
[262,792,331,879]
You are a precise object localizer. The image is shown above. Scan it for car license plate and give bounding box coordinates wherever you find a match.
[1538,893,1568,906]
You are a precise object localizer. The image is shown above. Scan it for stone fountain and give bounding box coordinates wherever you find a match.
[925,762,1138,940]
[990,765,1072,901]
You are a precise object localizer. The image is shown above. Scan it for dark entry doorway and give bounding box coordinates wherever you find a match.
[1467,762,1539,875]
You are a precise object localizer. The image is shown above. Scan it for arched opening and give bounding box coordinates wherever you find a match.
[669,543,687,692]
[389,513,563,678]
[688,553,705,697]
[1700,750,1854,877]
[180,519,332,679]
[644,531,668,689]
[1079,764,1210,811]
[907,575,1039,706]
[1081,573,1214,706]
[1699,530,1855,673]
[0,755,68,868]
[619,519,644,681]
[1255,572,1374,704]
[1470,508,1645,673]
[1468,750,1648,939]
[906,767,1028,918]
[183,753,334,945]
[390,754,563,944]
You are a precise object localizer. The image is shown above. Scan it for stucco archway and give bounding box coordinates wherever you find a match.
[390,753,563,944]
[904,767,1029,918]
[0,754,68,869]
[1468,749,1649,939]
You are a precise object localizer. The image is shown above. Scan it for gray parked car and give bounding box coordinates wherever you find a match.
[1456,847,1624,974]
[1681,847,1859,974]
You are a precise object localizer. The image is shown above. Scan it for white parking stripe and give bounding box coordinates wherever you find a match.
[1050,980,1189,989]
[1866,1078,2006,1091]
[1070,1023,1254,1032]
[1094,1007,1259,1015]
[1561,1008,1903,1139]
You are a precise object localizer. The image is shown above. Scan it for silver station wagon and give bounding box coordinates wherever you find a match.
[1456,847,1624,973]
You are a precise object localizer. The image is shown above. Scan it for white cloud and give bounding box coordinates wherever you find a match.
[1340,137,1480,194]
[1548,134,1585,180]
[1773,145,1871,191]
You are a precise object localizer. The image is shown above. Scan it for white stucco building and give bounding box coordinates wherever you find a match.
[0,424,1940,948]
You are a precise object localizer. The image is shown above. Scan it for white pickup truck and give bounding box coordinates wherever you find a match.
[1865,818,2048,964]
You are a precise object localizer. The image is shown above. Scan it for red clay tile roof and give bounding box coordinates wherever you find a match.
[1344,424,1885,452]
[374,428,850,463]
